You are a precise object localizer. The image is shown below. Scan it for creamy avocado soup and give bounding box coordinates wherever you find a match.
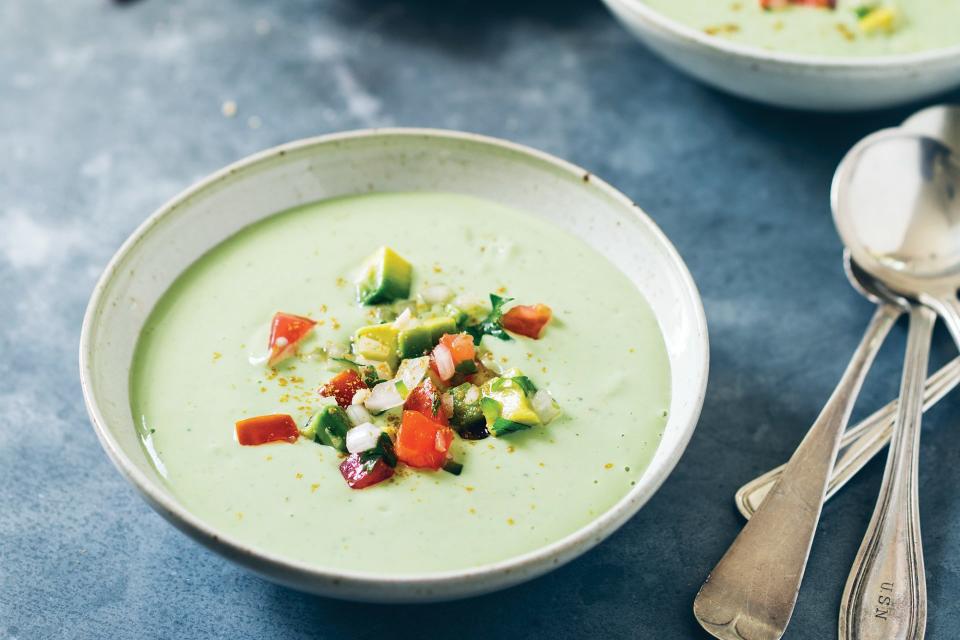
[645,0,960,57]
[131,192,671,575]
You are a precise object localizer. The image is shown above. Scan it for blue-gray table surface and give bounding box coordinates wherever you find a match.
[2,1,959,638]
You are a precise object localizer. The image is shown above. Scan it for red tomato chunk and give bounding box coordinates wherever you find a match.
[235,414,299,445]
[268,312,317,367]
[404,378,448,425]
[439,333,475,365]
[339,454,394,489]
[320,370,368,408]
[502,304,552,339]
[396,410,453,469]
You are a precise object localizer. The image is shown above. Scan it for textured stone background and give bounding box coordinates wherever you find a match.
[1,1,959,638]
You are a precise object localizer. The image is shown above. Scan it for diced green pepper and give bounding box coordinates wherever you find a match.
[356,247,412,305]
[442,460,464,475]
[450,383,485,432]
[455,359,478,375]
[353,324,399,369]
[360,432,398,468]
[306,405,351,453]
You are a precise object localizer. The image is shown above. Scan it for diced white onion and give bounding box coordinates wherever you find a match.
[317,395,339,408]
[464,384,481,405]
[393,308,417,331]
[532,389,561,424]
[346,422,381,453]
[421,285,453,304]
[326,343,347,358]
[356,357,394,380]
[396,356,430,393]
[434,344,455,381]
[479,351,502,375]
[346,403,373,426]
[365,379,405,414]
[351,388,372,406]
[441,393,454,418]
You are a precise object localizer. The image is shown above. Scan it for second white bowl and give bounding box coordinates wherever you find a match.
[603,0,960,112]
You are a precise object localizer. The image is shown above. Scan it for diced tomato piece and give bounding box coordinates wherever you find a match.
[502,304,552,339]
[319,370,368,408]
[235,414,299,445]
[396,410,453,469]
[339,454,395,489]
[760,0,834,9]
[268,312,317,367]
[438,333,476,365]
[404,378,448,425]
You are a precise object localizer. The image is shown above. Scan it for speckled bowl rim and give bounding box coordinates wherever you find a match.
[610,0,960,70]
[79,128,709,601]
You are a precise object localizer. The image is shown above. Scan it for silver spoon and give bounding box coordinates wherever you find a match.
[735,107,960,519]
[692,261,900,636]
[833,129,960,346]
[735,353,960,520]
[830,130,960,640]
[902,104,960,153]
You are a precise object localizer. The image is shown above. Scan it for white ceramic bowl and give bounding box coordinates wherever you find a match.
[603,0,960,111]
[79,128,709,602]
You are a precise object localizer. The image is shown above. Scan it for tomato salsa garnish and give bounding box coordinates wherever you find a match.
[234,247,562,489]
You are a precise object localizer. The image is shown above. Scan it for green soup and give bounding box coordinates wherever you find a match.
[130,192,671,575]
[644,0,960,57]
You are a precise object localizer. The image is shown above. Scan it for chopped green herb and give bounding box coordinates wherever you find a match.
[360,432,398,468]
[464,294,513,344]
[490,417,531,437]
[854,3,877,18]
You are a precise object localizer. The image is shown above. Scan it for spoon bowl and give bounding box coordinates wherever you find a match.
[832,129,960,344]
[903,104,960,153]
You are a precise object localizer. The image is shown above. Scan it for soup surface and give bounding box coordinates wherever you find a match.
[131,192,671,575]
[644,0,960,57]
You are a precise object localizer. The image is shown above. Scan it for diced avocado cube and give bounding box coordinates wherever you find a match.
[445,304,468,327]
[498,369,537,396]
[356,247,413,305]
[353,324,399,369]
[307,405,351,453]
[421,316,458,343]
[397,316,458,358]
[397,325,433,359]
[481,377,541,427]
[450,383,485,432]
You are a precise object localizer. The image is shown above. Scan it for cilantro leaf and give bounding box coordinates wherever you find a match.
[465,294,514,344]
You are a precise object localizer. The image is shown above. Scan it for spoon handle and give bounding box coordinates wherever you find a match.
[735,355,960,520]
[693,304,900,640]
[922,291,960,349]
[839,305,933,640]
